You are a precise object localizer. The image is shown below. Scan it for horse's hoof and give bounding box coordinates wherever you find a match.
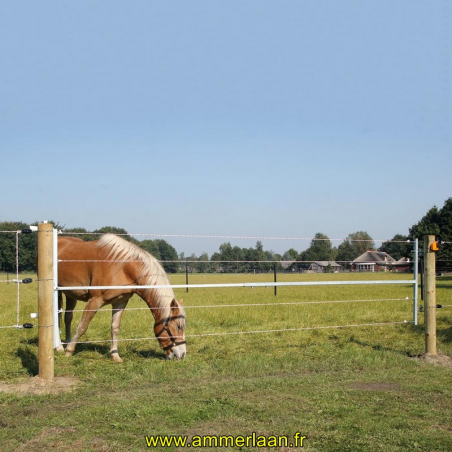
[111,353,123,363]
[56,345,65,353]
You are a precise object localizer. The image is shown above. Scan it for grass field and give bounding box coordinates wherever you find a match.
[0,271,451,451]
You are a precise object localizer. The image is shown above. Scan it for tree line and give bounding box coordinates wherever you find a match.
[0,224,180,273]
[1,197,452,273]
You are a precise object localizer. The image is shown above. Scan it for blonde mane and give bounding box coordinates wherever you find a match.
[96,234,179,319]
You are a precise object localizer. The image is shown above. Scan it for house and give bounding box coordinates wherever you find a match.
[280,261,296,271]
[352,251,396,272]
[308,261,342,273]
[281,261,303,272]
[393,257,413,273]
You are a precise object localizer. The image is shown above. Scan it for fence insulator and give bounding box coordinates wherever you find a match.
[21,228,33,234]
[22,323,34,329]
[13,278,33,284]
[419,304,443,312]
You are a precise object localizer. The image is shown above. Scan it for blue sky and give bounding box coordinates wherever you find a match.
[1,1,450,256]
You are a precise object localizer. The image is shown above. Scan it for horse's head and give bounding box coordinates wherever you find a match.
[154,299,186,359]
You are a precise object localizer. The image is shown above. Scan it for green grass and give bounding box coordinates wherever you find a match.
[1,272,451,451]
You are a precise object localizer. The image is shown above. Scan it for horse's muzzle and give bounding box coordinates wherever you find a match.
[166,343,186,360]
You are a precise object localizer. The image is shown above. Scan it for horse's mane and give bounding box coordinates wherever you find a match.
[96,234,180,320]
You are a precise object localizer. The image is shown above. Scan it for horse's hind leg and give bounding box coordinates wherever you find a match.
[58,292,63,330]
[63,296,77,344]
[65,297,104,357]
[109,297,131,363]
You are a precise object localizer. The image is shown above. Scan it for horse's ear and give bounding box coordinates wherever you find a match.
[170,298,183,308]
[170,299,182,316]
[171,298,183,306]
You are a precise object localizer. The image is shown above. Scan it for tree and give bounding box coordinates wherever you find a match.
[266,250,283,271]
[379,234,412,261]
[283,248,299,261]
[0,221,184,273]
[282,248,299,271]
[0,222,38,272]
[197,252,211,273]
[409,206,441,239]
[139,240,161,260]
[438,198,452,242]
[335,240,355,265]
[299,233,335,263]
[210,241,278,273]
[93,226,135,243]
[336,231,375,264]
[154,239,178,273]
[63,227,95,242]
[410,198,452,263]
[63,225,134,242]
[0,220,63,272]
[244,241,270,272]
[211,242,246,272]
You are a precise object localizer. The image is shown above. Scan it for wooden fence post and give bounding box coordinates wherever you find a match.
[38,222,54,382]
[423,235,437,356]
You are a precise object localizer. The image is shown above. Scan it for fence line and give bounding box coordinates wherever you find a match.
[0,227,420,343]
[0,227,419,330]
[0,232,23,327]
[57,297,412,314]
[58,279,417,292]
[0,229,37,329]
[51,233,419,360]
[57,258,416,265]
[72,321,411,345]
[58,230,414,243]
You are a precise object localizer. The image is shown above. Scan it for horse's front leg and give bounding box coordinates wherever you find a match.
[65,297,104,357]
[110,297,131,363]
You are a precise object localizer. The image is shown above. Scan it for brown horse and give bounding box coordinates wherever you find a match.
[58,234,186,362]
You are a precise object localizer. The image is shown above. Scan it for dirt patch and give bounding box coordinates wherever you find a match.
[0,376,81,395]
[414,350,452,367]
[14,426,112,452]
[349,382,400,392]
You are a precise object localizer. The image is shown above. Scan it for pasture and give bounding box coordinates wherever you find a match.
[1,272,451,451]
